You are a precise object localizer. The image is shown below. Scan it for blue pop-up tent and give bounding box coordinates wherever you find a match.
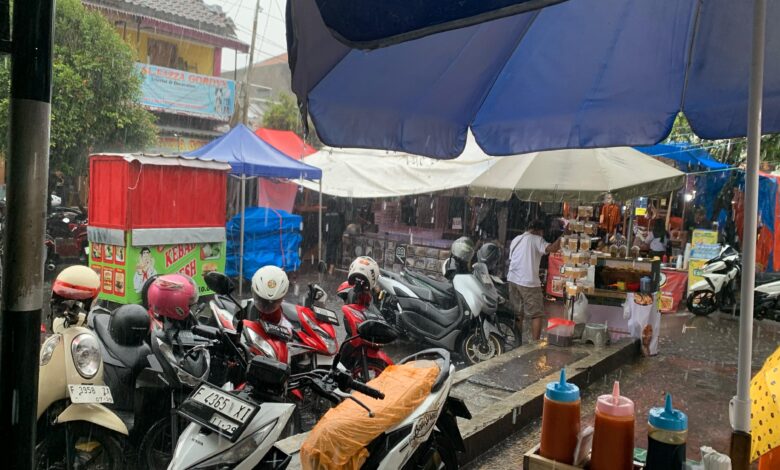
[186,124,322,290]
[637,142,731,173]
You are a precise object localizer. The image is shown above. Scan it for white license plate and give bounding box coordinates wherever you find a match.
[190,384,257,424]
[68,384,113,404]
[313,306,339,324]
[208,414,239,435]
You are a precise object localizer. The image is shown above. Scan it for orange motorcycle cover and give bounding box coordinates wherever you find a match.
[300,361,440,470]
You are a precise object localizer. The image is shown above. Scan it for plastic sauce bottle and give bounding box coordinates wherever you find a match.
[539,369,581,464]
[590,381,635,470]
[646,393,688,470]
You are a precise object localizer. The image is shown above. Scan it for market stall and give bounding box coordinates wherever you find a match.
[87,153,230,304]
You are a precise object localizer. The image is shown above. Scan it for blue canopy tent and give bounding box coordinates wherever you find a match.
[637,142,731,173]
[186,124,322,292]
[287,0,777,463]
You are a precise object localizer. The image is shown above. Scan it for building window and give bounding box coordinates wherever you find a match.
[148,38,180,69]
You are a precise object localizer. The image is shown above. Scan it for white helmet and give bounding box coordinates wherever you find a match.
[348,256,380,290]
[251,266,289,313]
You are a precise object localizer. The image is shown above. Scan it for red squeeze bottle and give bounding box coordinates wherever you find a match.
[590,381,636,470]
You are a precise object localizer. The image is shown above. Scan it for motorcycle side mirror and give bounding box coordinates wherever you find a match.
[357,320,398,345]
[204,272,235,295]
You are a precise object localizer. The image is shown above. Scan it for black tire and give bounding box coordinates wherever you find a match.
[403,431,459,470]
[687,290,718,316]
[459,330,503,365]
[495,315,521,350]
[137,417,184,470]
[36,422,126,470]
[351,357,390,382]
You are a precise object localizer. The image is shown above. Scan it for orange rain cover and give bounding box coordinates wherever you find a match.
[300,361,440,470]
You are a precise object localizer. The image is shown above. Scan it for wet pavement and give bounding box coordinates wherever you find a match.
[468,312,780,469]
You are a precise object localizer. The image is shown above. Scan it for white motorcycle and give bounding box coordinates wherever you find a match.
[687,245,741,316]
[168,321,470,469]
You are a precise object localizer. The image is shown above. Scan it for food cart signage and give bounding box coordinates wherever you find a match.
[395,245,407,264]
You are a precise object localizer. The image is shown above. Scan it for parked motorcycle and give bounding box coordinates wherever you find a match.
[170,320,470,470]
[36,266,128,469]
[45,206,88,271]
[687,245,740,316]
[378,261,511,364]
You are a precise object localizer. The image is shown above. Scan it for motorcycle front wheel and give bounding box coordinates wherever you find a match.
[36,422,126,470]
[138,416,186,470]
[460,330,503,365]
[496,315,521,350]
[687,290,718,316]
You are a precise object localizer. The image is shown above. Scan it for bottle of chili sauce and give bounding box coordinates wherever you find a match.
[590,381,636,470]
[539,369,581,464]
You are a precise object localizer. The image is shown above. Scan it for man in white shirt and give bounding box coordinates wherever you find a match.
[508,220,561,341]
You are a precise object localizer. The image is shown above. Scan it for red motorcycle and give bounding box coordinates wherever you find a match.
[279,284,340,371]
[336,277,395,382]
[45,207,88,271]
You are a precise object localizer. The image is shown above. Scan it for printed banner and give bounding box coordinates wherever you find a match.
[92,233,226,304]
[545,253,565,298]
[659,268,687,313]
[136,63,235,121]
[688,258,709,292]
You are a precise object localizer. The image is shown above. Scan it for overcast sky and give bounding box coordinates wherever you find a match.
[213,0,288,75]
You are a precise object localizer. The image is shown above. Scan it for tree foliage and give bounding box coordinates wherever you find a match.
[667,113,780,166]
[261,93,321,147]
[0,0,157,176]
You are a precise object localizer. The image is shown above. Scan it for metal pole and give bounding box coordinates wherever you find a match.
[241,0,262,125]
[665,191,674,231]
[318,180,323,282]
[731,0,765,467]
[238,175,246,296]
[0,0,54,466]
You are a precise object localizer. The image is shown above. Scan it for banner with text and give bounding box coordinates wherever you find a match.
[136,63,235,121]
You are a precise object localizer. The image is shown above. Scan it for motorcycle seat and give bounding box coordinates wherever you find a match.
[92,313,151,372]
[404,270,454,295]
[281,302,301,329]
[398,297,460,327]
[300,361,441,470]
[394,282,436,303]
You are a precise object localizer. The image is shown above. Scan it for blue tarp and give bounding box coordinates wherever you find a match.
[186,124,322,179]
[636,142,731,173]
[226,207,302,278]
[288,0,780,158]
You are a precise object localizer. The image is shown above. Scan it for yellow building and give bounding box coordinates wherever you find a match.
[84,0,249,151]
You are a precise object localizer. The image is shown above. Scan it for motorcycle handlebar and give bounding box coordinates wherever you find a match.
[345,376,384,400]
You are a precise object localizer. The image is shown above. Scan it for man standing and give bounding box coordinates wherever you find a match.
[508,220,561,341]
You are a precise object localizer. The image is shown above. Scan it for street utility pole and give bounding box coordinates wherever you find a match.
[237,0,262,295]
[0,0,55,467]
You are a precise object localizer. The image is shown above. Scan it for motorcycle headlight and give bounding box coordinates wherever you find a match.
[243,327,277,360]
[194,419,277,469]
[71,333,100,379]
[40,334,61,366]
[301,314,338,354]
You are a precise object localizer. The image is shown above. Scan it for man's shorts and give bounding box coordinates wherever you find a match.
[508,282,545,320]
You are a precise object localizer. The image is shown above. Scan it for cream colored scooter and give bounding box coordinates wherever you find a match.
[36,299,128,469]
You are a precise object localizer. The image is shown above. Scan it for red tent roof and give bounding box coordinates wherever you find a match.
[255,128,316,160]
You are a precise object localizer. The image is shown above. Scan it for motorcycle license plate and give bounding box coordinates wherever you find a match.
[68,384,113,404]
[178,384,258,442]
[313,306,339,325]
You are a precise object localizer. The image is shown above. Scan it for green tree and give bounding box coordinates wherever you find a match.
[0,0,157,176]
[261,93,321,147]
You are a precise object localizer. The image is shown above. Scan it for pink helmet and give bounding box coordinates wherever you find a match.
[147,274,198,321]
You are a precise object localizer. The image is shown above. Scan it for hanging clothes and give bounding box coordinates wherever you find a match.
[599,203,621,233]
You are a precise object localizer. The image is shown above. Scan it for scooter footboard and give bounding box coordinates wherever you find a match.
[57,403,129,436]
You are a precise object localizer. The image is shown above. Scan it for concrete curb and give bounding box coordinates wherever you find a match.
[457,339,640,465]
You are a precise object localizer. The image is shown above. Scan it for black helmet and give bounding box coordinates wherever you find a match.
[109,304,151,346]
[477,242,502,274]
[450,237,475,264]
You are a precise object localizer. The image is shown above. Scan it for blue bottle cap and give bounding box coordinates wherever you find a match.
[545,368,580,403]
[648,393,688,432]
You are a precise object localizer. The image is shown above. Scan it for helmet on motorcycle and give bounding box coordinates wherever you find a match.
[146,274,198,321]
[52,265,100,301]
[109,304,150,346]
[477,242,502,274]
[450,237,476,264]
[251,266,289,314]
[348,256,380,291]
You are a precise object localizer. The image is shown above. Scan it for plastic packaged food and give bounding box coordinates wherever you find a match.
[567,237,580,251]
[577,206,594,218]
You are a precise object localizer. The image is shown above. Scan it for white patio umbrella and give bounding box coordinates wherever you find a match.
[469,147,685,202]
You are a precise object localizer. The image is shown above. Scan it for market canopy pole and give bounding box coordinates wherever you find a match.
[238,174,247,296]
[731,0,766,467]
[0,0,54,466]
